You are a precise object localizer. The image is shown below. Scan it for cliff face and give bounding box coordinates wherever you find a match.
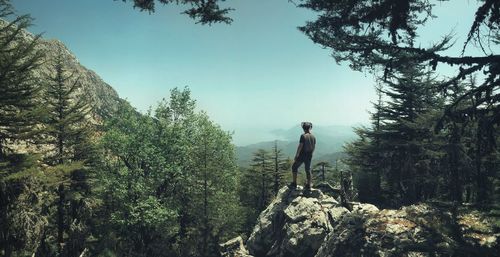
[34,38,122,121]
[1,18,122,121]
[221,186,499,257]
[1,18,123,153]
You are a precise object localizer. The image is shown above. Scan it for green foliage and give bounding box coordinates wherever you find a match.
[312,161,335,184]
[271,141,290,195]
[122,0,233,24]
[41,54,92,165]
[96,87,243,257]
[346,64,500,208]
[0,151,90,257]
[95,100,178,256]
[238,143,290,235]
[249,149,273,209]
[0,0,44,157]
[298,2,500,183]
[346,65,437,206]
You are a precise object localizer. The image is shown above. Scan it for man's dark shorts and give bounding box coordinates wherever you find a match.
[292,152,312,173]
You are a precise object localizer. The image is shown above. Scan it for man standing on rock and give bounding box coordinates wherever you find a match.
[289,122,316,190]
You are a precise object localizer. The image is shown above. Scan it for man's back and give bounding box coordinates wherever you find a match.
[301,133,316,153]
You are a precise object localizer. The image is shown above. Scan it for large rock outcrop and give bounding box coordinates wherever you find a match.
[246,187,345,257]
[222,186,500,257]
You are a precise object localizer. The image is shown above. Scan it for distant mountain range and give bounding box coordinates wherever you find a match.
[235,125,357,167]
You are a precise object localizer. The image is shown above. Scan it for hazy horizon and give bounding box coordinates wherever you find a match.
[230,123,363,146]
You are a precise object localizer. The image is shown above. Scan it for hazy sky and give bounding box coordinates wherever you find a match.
[11,0,485,145]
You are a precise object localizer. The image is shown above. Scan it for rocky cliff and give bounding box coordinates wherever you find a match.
[1,18,122,121]
[34,38,122,121]
[0,18,124,154]
[221,186,499,257]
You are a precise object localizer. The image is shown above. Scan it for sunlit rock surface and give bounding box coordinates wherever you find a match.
[221,186,499,257]
[220,236,252,257]
[246,186,343,257]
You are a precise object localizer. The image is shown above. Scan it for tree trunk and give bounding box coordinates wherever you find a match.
[178,204,188,257]
[475,125,487,203]
[58,134,64,165]
[4,243,12,257]
[57,183,65,257]
[202,139,208,257]
[449,125,462,202]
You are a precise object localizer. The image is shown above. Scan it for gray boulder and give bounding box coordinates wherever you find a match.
[220,236,253,257]
[221,186,499,257]
[315,204,500,257]
[246,186,346,257]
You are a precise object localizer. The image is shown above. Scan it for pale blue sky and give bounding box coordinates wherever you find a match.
[11,0,485,145]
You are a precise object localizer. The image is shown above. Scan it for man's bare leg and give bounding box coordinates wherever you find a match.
[305,170,312,188]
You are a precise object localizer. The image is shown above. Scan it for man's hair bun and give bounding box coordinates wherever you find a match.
[301,122,312,130]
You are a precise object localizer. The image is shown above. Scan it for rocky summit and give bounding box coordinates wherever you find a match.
[221,186,499,257]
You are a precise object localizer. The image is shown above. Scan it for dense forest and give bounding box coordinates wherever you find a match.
[0,2,246,255]
[345,63,500,207]
[1,0,499,257]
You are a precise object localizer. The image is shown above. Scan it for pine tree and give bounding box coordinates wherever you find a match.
[376,64,439,205]
[250,149,273,211]
[40,54,94,257]
[299,1,500,206]
[0,1,44,158]
[347,64,441,206]
[437,76,499,204]
[189,113,241,257]
[43,54,91,165]
[345,127,378,203]
[0,3,48,256]
[237,148,275,235]
[345,83,387,204]
[123,0,233,24]
[313,161,331,183]
[271,141,289,196]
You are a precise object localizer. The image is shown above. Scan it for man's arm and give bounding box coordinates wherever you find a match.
[295,143,303,161]
[295,134,305,161]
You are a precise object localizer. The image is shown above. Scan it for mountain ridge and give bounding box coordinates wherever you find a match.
[0,18,123,121]
[35,38,123,120]
[1,18,124,154]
